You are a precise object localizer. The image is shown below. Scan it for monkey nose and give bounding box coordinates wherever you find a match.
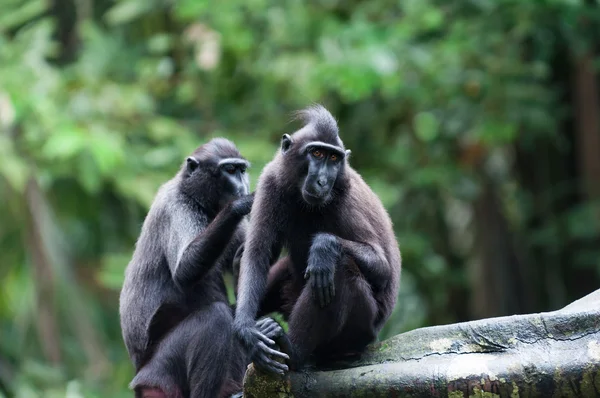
[317,178,327,187]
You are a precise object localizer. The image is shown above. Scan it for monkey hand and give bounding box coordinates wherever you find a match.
[231,192,255,217]
[234,321,289,375]
[255,317,284,340]
[305,233,341,308]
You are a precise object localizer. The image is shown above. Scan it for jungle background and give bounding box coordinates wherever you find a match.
[2,0,600,396]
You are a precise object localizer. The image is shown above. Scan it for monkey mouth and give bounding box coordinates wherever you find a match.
[302,190,329,206]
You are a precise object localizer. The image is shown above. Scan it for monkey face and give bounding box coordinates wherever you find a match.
[280,133,350,207]
[300,143,345,206]
[183,145,250,212]
[217,158,250,208]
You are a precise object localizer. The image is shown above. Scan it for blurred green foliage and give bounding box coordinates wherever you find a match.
[1,0,600,396]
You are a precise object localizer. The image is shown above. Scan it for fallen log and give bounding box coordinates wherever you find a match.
[242,289,600,397]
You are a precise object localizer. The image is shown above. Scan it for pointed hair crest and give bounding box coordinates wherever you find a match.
[292,104,339,142]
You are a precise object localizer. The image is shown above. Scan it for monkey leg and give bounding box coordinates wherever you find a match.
[219,334,248,398]
[286,264,378,368]
[257,256,295,318]
[131,302,240,398]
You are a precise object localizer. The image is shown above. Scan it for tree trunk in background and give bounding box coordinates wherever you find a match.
[573,52,600,201]
[512,34,600,315]
[470,177,532,319]
[25,179,62,365]
[50,0,79,64]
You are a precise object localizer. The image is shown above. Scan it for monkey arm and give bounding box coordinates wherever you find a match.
[308,232,390,294]
[233,185,289,375]
[336,238,391,291]
[234,181,282,327]
[234,233,276,328]
[172,199,250,291]
[234,234,289,375]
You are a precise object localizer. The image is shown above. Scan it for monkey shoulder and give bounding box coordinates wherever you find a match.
[120,180,197,315]
[251,169,283,214]
[255,164,280,194]
[342,169,391,227]
[345,169,401,268]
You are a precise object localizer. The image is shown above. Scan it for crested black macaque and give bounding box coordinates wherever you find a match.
[119,138,277,398]
[233,105,402,375]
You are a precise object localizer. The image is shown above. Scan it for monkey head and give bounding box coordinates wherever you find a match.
[280,105,351,207]
[180,138,250,213]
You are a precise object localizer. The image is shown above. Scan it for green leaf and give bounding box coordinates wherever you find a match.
[147,34,173,55]
[422,8,444,30]
[105,0,155,26]
[143,147,180,169]
[42,128,87,160]
[367,178,402,208]
[97,253,130,290]
[0,156,29,193]
[147,117,190,142]
[414,112,439,142]
[78,152,102,194]
[0,0,48,31]
[479,120,518,145]
[87,129,126,176]
[175,0,211,19]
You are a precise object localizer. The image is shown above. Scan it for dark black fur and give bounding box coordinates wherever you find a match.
[119,138,257,398]
[233,105,402,374]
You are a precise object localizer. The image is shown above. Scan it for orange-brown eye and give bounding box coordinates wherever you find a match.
[330,154,338,161]
[312,150,323,158]
[224,165,236,174]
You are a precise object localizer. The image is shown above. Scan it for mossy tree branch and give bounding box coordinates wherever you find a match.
[243,289,600,397]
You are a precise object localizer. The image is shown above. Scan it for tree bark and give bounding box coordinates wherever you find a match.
[243,289,600,397]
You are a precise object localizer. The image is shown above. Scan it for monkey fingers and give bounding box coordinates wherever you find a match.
[329,275,335,303]
[315,271,325,307]
[305,266,334,307]
[251,328,276,346]
[256,317,283,339]
[323,271,335,306]
[257,341,289,361]
[256,317,279,328]
[262,323,283,340]
[308,269,324,307]
[255,341,289,374]
[319,270,336,307]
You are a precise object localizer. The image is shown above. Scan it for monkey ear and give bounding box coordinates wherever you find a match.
[186,157,199,173]
[345,149,351,159]
[281,134,293,154]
